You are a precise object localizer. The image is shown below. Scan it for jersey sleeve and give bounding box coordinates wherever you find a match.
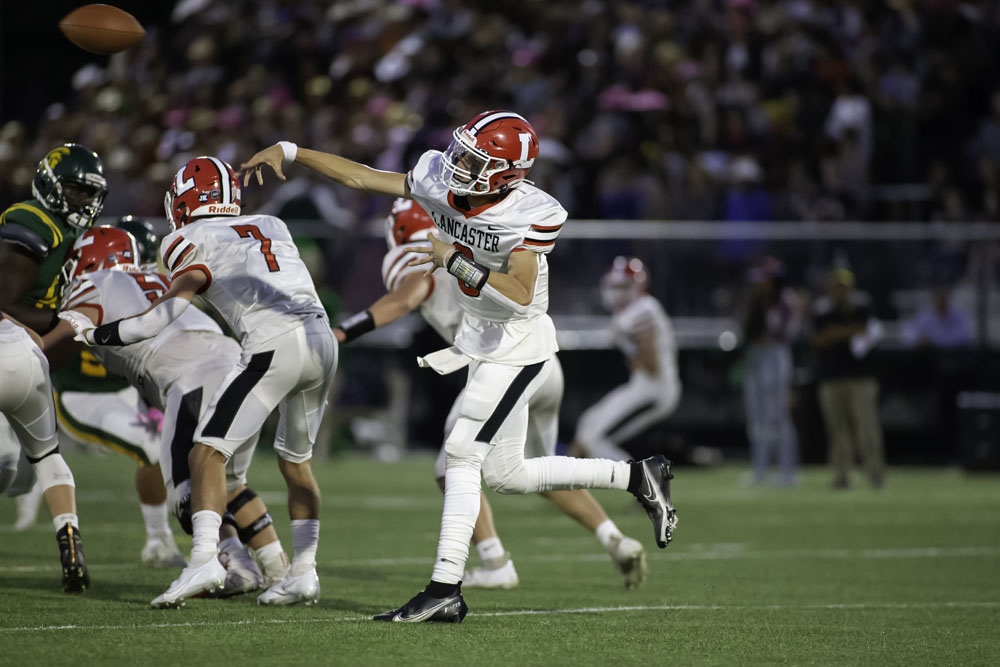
[62,276,104,325]
[617,300,658,337]
[381,242,430,292]
[0,204,63,261]
[516,205,567,255]
[405,151,441,205]
[160,231,212,292]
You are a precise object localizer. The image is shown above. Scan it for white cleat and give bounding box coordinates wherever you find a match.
[14,482,43,531]
[216,543,263,597]
[151,556,226,609]
[608,535,648,589]
[257,567,320,606]
[462,554,519,589]
[141,535,187,569]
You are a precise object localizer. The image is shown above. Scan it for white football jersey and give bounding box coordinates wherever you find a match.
[63,268,223,405]
[406,150,565,364]
[611,294,679,383]
[160,214,327,342]
[381,241,462,343]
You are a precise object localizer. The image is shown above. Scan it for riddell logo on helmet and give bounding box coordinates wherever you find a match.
[208,204,239,214]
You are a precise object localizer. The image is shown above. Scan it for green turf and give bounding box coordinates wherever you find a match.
[1,453,998,666]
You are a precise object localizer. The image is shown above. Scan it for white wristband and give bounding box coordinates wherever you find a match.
[278,141,298,163]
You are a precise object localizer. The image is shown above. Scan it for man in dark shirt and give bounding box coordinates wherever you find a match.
[811,269,885,489]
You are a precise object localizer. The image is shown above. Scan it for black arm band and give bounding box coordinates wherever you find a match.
[446,252,490,291]
[338,309,375,343]
[92,321,125,346]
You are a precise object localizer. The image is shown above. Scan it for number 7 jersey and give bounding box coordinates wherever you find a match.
[159,214,326,342]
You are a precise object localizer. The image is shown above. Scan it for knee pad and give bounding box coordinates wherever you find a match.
[481,456,529,495]
[226,487,258,515]
[237,512,274,543]
[31,452,74,492]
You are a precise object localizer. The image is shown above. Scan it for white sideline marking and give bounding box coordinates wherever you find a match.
[2,601,998,633]
[3,545,997,574]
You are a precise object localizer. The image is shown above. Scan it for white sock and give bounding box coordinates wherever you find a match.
[190,510,222,566]
[140,503,171,538]
[476,536,506,562]
[290,519,319,576]
[254,540,289,580]
[431,460,483,585]
[595,519,623,550]
[52,513,79,532]
[519,457,631,492]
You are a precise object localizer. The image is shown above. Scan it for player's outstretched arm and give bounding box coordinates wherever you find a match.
[59,270,206,346]
[240,143,409,198]
[0,243,55,333]
[407,233,536,314]
[334,272,433,343]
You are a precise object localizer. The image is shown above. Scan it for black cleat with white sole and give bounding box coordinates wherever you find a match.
[57,523,90,593]
[629,455,678,548]
[373,587,469,623]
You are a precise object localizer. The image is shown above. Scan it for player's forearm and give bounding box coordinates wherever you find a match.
[92,297,190,346]
[296,148,407,196]
[484,271,534,307]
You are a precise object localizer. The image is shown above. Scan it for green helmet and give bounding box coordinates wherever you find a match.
[32,143,108,230]
[116,215,159,265]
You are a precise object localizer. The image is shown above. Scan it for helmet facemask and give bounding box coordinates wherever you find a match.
[440,128,511,196]
[32,158,107,230]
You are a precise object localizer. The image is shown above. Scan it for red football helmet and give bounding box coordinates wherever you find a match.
[600,256,648,311]
[440,110,539,196]
[62,226,139,286]
[385,198,436,248]
[164,156,242,232]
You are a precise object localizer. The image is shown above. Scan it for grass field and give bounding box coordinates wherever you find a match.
[1,452,998,666]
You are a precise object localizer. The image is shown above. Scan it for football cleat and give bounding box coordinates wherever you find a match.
[373,587,469,623]
[197,542,263,598]
[630,455,678,548]
[256,566,319,606]
[141,534,187,569]
[57,523,90,593]
[151,556,226,608]
[607,535,648,589]
[462,554,519,589]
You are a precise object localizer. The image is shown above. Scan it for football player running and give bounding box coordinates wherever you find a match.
[46,225,291,600]
[0,143,107,592]
[241,110,677,623]
[59,157,336,609]
[335,198,647,589]
[570,257,682,461]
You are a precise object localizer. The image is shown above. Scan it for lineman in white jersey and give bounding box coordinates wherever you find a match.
[48,225,291,598]
[59,157,336,608]
[242,109,677,623]
[572,257,682,461]
[0,311,89,593]
[336,199,647,589]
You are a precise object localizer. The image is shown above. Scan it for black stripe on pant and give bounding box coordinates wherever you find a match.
[170,387,203,486]
[475,361,545,443]
[603,400,658,442]
[201,351,274,439]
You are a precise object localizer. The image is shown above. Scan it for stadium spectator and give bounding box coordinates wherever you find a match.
[902,286,974,348]
[811,268,885,490]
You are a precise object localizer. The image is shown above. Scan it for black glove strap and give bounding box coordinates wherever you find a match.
[339,310,375,343]
[92,321,125,346]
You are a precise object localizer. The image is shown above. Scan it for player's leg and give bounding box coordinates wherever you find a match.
[260,320,337,606]
[434,389,518,589]
[772,347,799,486]
[851,378,885,488]
[744,349,772,484]
[1,337,89,593]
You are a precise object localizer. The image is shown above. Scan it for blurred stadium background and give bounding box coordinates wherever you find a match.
[4,0,1000,468]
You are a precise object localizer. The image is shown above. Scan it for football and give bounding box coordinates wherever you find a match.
[58,4,145,55]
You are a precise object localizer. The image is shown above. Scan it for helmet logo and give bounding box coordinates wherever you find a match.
[45,147,71,169]
[207,204,239,215]
[512,132,534,169]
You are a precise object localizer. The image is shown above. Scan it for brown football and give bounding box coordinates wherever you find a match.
[59,4,145,55]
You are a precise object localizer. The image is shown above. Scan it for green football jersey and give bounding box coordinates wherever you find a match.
[52,349,130,394]
[0,198,84,311]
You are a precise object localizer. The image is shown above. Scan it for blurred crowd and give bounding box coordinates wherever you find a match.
[4,0,1000,224]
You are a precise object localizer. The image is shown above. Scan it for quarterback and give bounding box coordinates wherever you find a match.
[243,110,677,622]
